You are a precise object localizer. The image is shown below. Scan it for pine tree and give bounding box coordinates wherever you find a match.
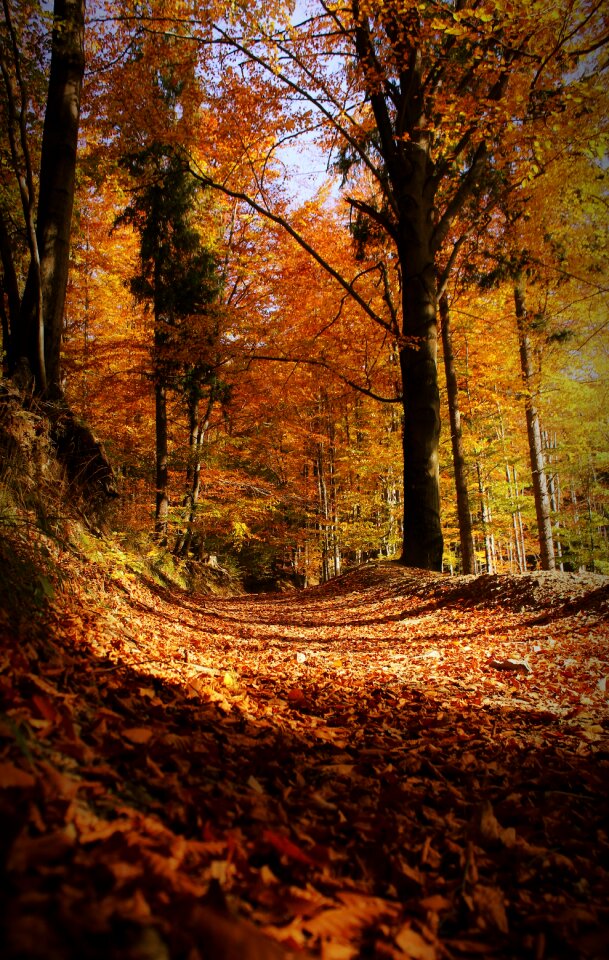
[120,144,221,539]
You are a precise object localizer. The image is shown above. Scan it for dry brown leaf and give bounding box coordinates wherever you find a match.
[320,942,358,960]
[419,895,453,913]
[0,761,36,788]
[394,924,437,959]
[305,894,398,942]
[281,885,333,918]
[189,905,287,960]
[472,884,509,934]
[123,726,154,744]
[8,824,77,871]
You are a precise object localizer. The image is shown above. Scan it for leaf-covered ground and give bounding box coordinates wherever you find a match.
[1,553,609,960]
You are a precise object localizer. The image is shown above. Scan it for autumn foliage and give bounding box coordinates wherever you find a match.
[1,3,609,956]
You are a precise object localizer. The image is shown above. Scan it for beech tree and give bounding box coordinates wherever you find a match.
[177,0,607,571]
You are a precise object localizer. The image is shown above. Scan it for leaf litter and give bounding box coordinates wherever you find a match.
[1,559,608,959]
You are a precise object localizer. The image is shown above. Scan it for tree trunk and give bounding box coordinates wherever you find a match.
[476,460,495,574]
[398,235,443,571]
[155,380,169,540]
[351,13,444,572]
[326,413,341,577]
[544,430,564,570]
[176,390,214,556]
[439,292,475,574]
[186,389,198,483]
[18,0,85,396]
[514,277,555,570]
[506,464,526,573]
[0,214,21,372]
[316,442,331,583]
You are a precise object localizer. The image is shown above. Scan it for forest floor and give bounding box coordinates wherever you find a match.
[1,545,609,960]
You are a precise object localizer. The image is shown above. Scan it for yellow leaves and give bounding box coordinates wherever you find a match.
[223,669,239,688]
[232,519,252,542]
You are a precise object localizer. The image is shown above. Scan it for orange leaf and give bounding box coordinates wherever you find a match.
[32,694,59,723]
[263,829,315,864]
[0,761,36,789]
[395,924,438,959]
[123,726,153,744]
[419,894,453,913]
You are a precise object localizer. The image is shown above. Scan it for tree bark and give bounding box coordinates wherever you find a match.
[544,430,564,570]
[439,292,475,573]
[398,234,443,570]
[316,441,330,583]
[514,277,555,570]
[176,389,214,556]
[0,213,21,370]
[18,0,85,396]
[476,460,495,574]
[155,379,169,540]
[0,0,43,382]
[506,464,526,573]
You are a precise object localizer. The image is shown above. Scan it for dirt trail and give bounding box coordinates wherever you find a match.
[1,562,609,959]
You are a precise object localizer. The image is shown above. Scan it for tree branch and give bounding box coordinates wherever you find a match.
[246,352,400,404]
[188,164,394,334]
[345,195,398,243]
[431,142,488,253]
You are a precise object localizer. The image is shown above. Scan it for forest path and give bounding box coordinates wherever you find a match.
[2,562,609,959]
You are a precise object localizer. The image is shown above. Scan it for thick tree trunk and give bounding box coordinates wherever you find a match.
[350,15,444,572]
[1,0,44,385]
[439,293,475,574]
[19,0,85,396]
[398,238,443,571]
[514,278,555,570]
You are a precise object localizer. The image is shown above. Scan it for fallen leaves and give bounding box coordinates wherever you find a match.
[0,760,36,788]
[394,924,437,959]
[1,561,608,958]
[123,726,154,744]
